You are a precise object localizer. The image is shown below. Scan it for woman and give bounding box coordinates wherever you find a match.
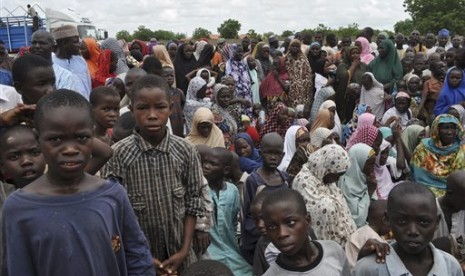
[167,42,178,62]
[346,124,383,155]
[342,104,370,146]
[212,84,238,150]
[194,40,208,61]
[449,104,465,129]
[174,43,197,93]
[278,125,309,172]
[197,44,215,69]
[368,39,403,93]
[360,72,385,121]
[186,107,225,148]
[293,144,356,246]
[225,45,253,112]
[355,36,375,65]
[252,42,272,77]
[310,85,335,124]
[335,46,367,122]
[319,100,342,138]
[259,56,288,108]
[411,114,465,195]
[235,133,262,173]
[338,143,377,227]
[82,37,100,79]
[100,38,129,75]
[308,127,335,153]
[152,45,174,68]
[260,102,291,139]
[401,124,426,157]
[374,140,397,199]
[130,39,148,56]
[183,77,211,133]
[286,39,313,108]
[91,49,117,88]
[307,42,326,76]
[309,109,335,135]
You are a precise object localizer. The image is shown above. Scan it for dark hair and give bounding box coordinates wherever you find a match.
[0,125,37,154]
[12,54,52,84]
[251,190,269,209]
[182,260,233,276]
[89,86,120,107]
[130,49,143,62]
[112,112,135,142]
[34,89,93,131]
[387,181,435,214]
[141,56,163,76]
[129,74,170,102]
[455,48,465,68]
[211,147,233,166]
[263,189,307,217]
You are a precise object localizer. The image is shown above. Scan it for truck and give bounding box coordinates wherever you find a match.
[0,5,107,53]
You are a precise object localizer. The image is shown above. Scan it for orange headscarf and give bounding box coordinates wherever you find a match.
[83,37,100,78]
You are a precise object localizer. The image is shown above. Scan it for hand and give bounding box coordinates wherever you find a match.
[240,99,252,108]
[392,124,402,140]
[193,230,211,255]
[384,93,392,103]
[0,104,36,127]
[153,258,172,276]
[385,116,399,126]
[358,239,390,264]
[161,251,188,275]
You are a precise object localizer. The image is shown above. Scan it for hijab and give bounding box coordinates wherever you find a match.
[153,45,174,68]
[346,125,380,152]
[260,102,290,139]
[197,44,214,68]
[401,124,425,156]
[278,126,308,171]
[374,139,396,199]
[174,43,198,93]
[369,39,403,86]
[360,72,385,120]
[451,104,465,128]
[310,86,335,123]
[83,37,100,78]
[319,100,342,137]
[186,107,225,148]
[194,41,208,60]
[235,133,262,173]
[310,127,333,151]
[100,38,129,75]
[356,37,375,65]
[310,109,333,135]
[424,114,463,155]
[184,77,210,132]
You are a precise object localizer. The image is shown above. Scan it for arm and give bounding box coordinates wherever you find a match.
[185,68,199,82]
[85,138,113,175]
[392,126,407,170]
[0,104,35,127]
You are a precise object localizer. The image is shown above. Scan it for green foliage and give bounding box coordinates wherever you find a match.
[394,19,415,35]
[337,23,360,38]
[262,32,275,39]
[281,30,294,38]
[247,29,260,39]
[192,27,211,39]
[153,30,176,41]
[402,0,465,34]
[217,19,241,39]
[132,25,155,41]
[116,30,132,41]
[175,32,187,40]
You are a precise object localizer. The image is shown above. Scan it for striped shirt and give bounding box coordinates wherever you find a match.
[101,129,204,269]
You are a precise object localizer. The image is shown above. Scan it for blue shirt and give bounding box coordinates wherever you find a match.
[52,53,92,99]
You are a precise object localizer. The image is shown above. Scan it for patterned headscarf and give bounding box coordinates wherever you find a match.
[184,77,210,133]
[310,127,333,149]
[346,125,380,151]
[260,102,290,139]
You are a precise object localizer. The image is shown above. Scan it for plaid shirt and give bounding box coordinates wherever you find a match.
[101,130,204,268]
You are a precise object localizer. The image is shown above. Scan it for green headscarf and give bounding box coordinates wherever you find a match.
[368,39,403,87]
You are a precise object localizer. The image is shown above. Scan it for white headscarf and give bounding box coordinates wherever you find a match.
[319,100,341,137]
[374,139,396,199]
[360,72,385,120]
[278,126,307,171]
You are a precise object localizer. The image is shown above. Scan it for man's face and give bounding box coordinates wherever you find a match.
[30,32,54,59]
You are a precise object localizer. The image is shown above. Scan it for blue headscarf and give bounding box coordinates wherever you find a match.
[424,114,463,155]
[235,133,262,173]
[434,67,465,116]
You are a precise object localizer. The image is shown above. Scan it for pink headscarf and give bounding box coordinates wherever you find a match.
[346,125,380,151]
[356,37,375,65]
[357,113,376,128]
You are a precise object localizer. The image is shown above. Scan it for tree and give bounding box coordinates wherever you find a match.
[403,0,465,34]
[281,30,294,38]
[175,32,187,40]
[116,30,132,41]
[192,27,211,40]
[247,29,260,39]
[262,32,275,39]
[153,30,176,41]
[132,25,155,41]
[337,23,360,38]
[394,19,415,35]
[217,19,241,39]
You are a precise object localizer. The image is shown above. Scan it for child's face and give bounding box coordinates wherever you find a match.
[202,153,227,182]
[448,70,463,88]
[263,201,310,256]
[130,88,171,142]
[277,109,289,126]
[222,80,236,94]
[446,53,455,66]
[0,131,45,187]
[162,68,175,87]
[38,107,93,181]
[110,78,126,99]
[251,203,267,236]
[92,95,120,130]
[408,77,421,92]
[200,71,210,83]
[16,66,56,105]
[235,138,252,157]
[388,194,438,255]
[260,143,284,169]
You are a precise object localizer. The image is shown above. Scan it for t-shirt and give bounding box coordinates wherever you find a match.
[354,243,462,276]
[263,240,350,276]
[1,179,155,276]
[0,85,22,113]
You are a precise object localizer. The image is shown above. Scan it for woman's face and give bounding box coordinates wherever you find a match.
[277,109,289,126]
[310,46,320,57]
[408,77,421,92]
[234,47,244,61]
[362,76,374,90]
[168,44,178,58]
[395,97,410,114]
[350,48,361,62]
[328,111,336,129]
[235,138,252,157]
[378,44,388,58]
[217,88,232,108]
[200,71,209,83]
[438,122,458,146]
[261,46,270,59]
[197,122,213,137]
[355,41,362,52]
[289,42,300,56]
[183,45,194,59]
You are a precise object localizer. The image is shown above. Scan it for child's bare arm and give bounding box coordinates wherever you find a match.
[85,138,113,175]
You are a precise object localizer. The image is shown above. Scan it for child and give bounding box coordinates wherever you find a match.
[434,67,464,116]
[89,86,121,145]
[419,61,445,120]
[163,66,186,137]
[202,147,252,275]
[406,74,422,117]
[262,189,350,275]
[241,132,289,263]
[2,90,155,275]
[345,200,390,269]
[381,92,412,129]
[355,181,462,275]
[111,112,136,143]
[101,75,204,274]
[251,191,273,276]
[359,72,386,121]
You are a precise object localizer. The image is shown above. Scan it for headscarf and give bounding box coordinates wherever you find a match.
[194,41,208,60]
[186,107,225,148]
[278,126,308,171]
[356,37,375,65]
[310,109,333,135]
[360,72,385,120]
[319,100,342,137]
[379,127,393,140]
[401,124,425,156]
[225,46,252,110]
[152,45,174,68]
[450,104,465,128]
[310,86,335,123]
[374,139,396,199]
[92,49,116,88]
[235,133,262,173]
[368,39,403,87]
[309,127,333,151]
[174,43,198,93]
[260,102,290,139]
[83,37,100,78]
[221,44,236,62]
[100,38,129,75]
[346,125,380,152]
[259,56,288,99]
[434,67,465,116]
[342,104,369,145]
[130,40,149,56]
[338,143,376,227]
[293,144,356,245]
[197,44,214,68]
[212,83,238,146]
[411,114,465,190]
[184,77,210,133]
[286,40,313,108]
[252,42,271,75]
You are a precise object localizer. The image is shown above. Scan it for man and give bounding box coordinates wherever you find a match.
[30,30,80,93]
[268,35,279,55]
[437,29,451,49]
[409,30,427,53]
[27,4,39,32]
[424,32,437,57]
[241,37,250,52]
[52,25,91,99]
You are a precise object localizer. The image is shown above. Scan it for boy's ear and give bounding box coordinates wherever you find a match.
[306,213,311,226]
[13,81,22,95]
[223,165,231,176]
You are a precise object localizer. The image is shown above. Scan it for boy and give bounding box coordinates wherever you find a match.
[89,86,121,145]
[101,75,204,274]
[202,147,252,275]
[354,181,462,275]
[345,200,390,269]
[2,90,155,275]
[262,189,350,275]
[162,66,185,137]
[241,132,289,262]
[251,191,272,275]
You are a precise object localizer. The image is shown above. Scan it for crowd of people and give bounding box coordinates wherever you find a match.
[1,23,465,275]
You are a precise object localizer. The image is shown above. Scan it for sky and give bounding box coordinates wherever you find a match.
[2,0,411,38]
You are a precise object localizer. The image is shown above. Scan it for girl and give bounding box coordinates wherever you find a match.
[186,107,225,148]
[234,133,262,173]
[359,72,386,121]
[183,77,211,133]
[434,67,465,116]
[259,102,291,139]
